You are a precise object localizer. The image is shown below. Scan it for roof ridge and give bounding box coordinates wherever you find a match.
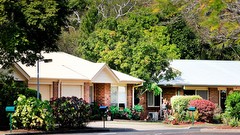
[61,64,89,79]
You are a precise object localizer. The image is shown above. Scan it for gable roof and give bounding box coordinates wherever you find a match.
[16,52,143,84]
[158,60,240,86]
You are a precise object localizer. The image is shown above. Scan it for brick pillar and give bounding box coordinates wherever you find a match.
[94,83,111,106]
[209,88,219,105]
[52,82,59,100]
[127,84,133,108]
[84,82,90,103]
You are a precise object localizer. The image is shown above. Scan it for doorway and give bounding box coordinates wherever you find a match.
[220,90,226,111]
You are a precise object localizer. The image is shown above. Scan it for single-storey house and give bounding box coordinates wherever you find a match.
[141,59,240,120]
[12,52,144,109]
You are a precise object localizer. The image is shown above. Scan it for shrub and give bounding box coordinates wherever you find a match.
[109,105,143,120]
[122,108,132,119]
[229,117,240,127]
[189,99,216,122]
[213,105,222,124]
[170,95,202,122]
[224,92,240,119]
[0,74,40,129]
[109,106,120,119]
[89,102,102,120]
[221,113,231,125]
[12,95,54,131]
[132,105,143,120]
[51,96,90,128]
[171,95,202,113]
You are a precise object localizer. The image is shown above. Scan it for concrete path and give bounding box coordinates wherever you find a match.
[88,120,195,131]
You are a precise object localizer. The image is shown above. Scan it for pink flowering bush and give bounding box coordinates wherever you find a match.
[189,99,216,122]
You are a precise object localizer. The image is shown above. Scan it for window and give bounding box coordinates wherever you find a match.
[196,90,208,100]
[89,86,94,103]
[184,90,195,95]
[111,86,118,105]
[111,86,127,108]
[184,90,208,100]
[147,92,160,107]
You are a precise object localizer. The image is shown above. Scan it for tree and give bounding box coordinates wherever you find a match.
[0,0,71,67]
[57,0,153,55]
[78,8,180,95]
[171,0,240,59]
[0,71,39,128]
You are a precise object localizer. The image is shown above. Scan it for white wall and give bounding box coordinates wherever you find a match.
[28,84,51,101]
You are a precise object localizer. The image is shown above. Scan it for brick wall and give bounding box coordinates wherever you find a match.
[162,87,178,101]
[94,83,111,106]
[127,84,133,108]
[84,82,90,103]
[209,88,219,104]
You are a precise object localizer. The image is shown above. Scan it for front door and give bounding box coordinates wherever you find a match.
[220,90,226,111]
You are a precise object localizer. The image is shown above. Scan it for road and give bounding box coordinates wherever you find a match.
[53,128,240,135]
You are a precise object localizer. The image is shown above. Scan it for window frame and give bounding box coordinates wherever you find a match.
[184,90,209,100]
[147,91,160,107]
[110,85,127,108]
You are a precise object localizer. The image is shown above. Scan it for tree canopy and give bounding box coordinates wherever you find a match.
[0,0,71,67]
[78,7,180,94]
[172,0,240,59]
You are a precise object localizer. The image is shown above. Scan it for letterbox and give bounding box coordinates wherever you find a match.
[188,106,196,111]
[5,106,15,113]
[99,106,108,112]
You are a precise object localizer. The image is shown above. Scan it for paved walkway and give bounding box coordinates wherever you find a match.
[88,120,190,131]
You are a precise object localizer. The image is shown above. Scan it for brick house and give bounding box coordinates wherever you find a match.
[12,52,144,109]
[141,60,240,120]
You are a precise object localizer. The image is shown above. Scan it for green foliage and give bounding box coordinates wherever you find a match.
[224,92,240,120]
[0,73,39,128]
[170,95,201,123]
[221,112,231,125]
[122,108,132,119]
[0,0,71,66]
[78,8,180,95]
[12,95,54,131]
[89,102,102,120]
[172,0,240,58]
[229,117,239,127]
[189,99,216,122]
[133,104,144,112]
[109,106,120,116]
[213,113,222,124]
[170,95,202,113]
[212,105,223,124]
[222,92,240,127]
[167,18,207,60]
[109,105,143,120]
[51,96,90,128]
[0,74,40,106]
[132,105,143,120]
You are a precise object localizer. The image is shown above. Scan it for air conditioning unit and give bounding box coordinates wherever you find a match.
[148,112,158,121]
